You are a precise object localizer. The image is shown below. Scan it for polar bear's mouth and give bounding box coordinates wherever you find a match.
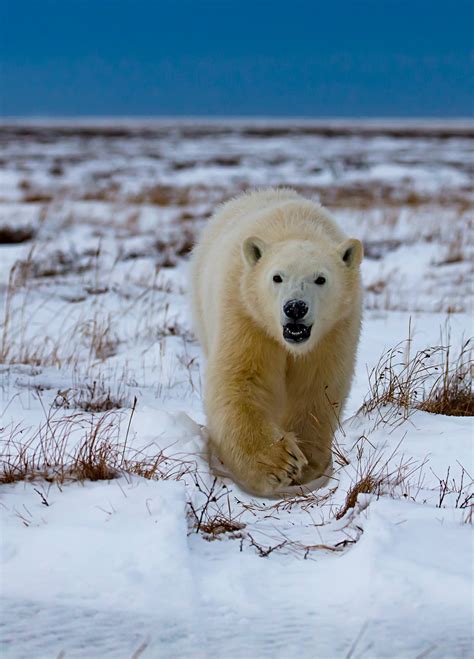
[283,323,312,343]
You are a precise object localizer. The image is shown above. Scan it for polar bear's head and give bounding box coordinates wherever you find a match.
[241,237,363,354]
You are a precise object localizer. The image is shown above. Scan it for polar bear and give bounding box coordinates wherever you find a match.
[190,188,363,496]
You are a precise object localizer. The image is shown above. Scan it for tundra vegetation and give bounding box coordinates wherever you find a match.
[0,121,472,657]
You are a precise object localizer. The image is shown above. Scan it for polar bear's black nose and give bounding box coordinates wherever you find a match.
[283,299,308,320]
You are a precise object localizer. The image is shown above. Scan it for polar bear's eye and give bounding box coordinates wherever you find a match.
[315,276,326,285]
[273,274,283,283]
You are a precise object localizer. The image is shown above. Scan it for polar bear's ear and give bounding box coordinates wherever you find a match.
[242,236,268,267]
[338,238,364,268]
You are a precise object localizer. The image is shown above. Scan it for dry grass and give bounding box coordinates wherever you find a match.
[0,398,196,486]
[126,449,195,482]
[54,378,127,412]
[22,192,53,204]
[128,184,193,207]
[0,264,64,367]
[335,474,380,520]
[155,228,195,261]
[360,334,473,426]
[14,248,94,281]
[80,182,121,202]
[0,263,120,367]
[9,239,120,367]
[363,239,402,260]
[365,278,387,294]
[0,225,37,244]
[335,439,423,520]
[360,343,446,422]
[78,314,120,362]
[118,228,196,265]
[0,247,193,369]
[436,230,467,266]
[1,123,472,561]
[295,183,473,211]
[433,465,473,512]
[418,342,473,416]
[0,408,124,484]
[171,156,241,170]
[1,392,469,557]
[187,476,246,539]
[0,265,16,363]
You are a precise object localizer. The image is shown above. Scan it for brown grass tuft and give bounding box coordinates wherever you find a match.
[0,225,37,244]
[54,379,127,413]
[69,415,123,481]
[23,192,53,203]
[360,334,473,425]
[0,410,119,485]
[335,439,423,520]
[335,474,380,520]
[14,248,94,281]
[420,387,473,416]
[0,398,194,485]
[418,342,473,416]
[294,182,473,210]
[155,228,195,262]
[436,230,466,266]
[78,315,120,362]
[128,185,192,206]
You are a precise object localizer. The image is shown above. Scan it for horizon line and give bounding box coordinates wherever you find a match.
[1,115,473,124]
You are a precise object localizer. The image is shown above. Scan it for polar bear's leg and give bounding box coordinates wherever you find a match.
[283,318,359,483]
[204,315,307,496]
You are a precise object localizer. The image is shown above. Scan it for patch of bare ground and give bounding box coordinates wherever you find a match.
[0,225,37,244]
[171,155,241,170]
[293,183,473,210]
[22,192,54,203]
[2,123,473,142]
[126,183,232,209]
[80,182,121,202]
[127,184,193,206]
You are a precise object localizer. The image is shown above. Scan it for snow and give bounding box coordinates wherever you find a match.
[2,479,472,657]
[0,119,473,658]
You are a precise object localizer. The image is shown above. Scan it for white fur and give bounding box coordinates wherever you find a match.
[190,188,363,496]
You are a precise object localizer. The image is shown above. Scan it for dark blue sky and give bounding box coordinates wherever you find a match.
[1,0,473,117]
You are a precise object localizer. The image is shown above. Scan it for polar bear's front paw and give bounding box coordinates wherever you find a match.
[250,432,308,495]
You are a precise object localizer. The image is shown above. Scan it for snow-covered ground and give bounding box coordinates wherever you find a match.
[0,120,472,658]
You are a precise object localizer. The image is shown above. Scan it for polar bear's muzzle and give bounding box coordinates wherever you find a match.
[283,323,312,343]
[282,297,312,343]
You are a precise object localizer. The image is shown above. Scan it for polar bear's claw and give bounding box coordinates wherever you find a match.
[242,431,308,495]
